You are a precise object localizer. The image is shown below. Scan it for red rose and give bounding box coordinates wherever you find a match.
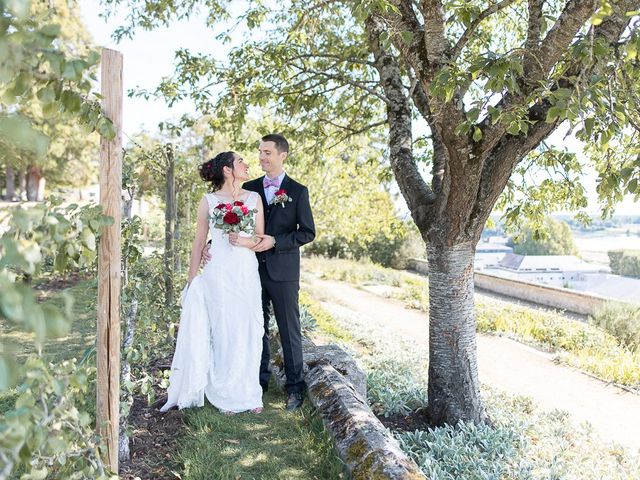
[223,211,240,225]
[225,203,232,211]
[241,206,249,215]
[275,189,286,196]
[233,201,244,206]
[215,203,226,210]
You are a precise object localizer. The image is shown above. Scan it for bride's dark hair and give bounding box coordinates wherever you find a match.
[199,151,236,191]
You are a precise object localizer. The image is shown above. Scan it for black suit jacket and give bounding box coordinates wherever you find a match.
[243,175,315,282]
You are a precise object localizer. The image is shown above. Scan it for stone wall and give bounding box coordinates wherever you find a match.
[474,271,613,316]
[408,258,624,316]
[272,340,425,479]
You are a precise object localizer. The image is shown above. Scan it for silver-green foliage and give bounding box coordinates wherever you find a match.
[397,421,527,480]
[366,357,428,417]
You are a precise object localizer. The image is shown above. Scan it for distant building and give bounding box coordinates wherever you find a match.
[570,273,640,303]
[484,253,610,287]
[475,242,512,269]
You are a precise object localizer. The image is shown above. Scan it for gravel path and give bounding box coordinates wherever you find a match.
[307,277,640,453]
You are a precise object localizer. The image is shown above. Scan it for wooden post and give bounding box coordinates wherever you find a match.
[97,48,123,473]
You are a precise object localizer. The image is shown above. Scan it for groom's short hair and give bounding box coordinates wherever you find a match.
[261,133,289,154]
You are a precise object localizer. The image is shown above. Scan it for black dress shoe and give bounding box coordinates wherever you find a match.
[286,392,304,411]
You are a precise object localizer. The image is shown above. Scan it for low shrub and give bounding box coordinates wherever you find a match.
[367,357,428,417]
[397,421,527,480]
[477,300,640,390]
[590,301,640,350]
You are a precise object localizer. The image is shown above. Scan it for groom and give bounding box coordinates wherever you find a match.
[243,134,315,410]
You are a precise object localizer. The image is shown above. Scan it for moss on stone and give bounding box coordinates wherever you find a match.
[346,437,369,463]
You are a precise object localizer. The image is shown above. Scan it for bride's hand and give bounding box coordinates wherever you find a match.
[228,232,240,246]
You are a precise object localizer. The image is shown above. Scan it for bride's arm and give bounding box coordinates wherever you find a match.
[187,197,210,283]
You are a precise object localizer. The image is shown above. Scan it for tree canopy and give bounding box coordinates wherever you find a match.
[509,217,579,255]
[99,0,640,426]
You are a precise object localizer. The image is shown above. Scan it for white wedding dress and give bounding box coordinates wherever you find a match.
[160,191,264,413]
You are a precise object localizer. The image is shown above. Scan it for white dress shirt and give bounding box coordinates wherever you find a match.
[263,171,286,204]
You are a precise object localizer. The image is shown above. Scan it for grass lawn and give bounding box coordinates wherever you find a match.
[180,386,344,480]
[1,277,97,364]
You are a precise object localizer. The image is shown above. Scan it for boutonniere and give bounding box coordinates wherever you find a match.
[270,189,293,208]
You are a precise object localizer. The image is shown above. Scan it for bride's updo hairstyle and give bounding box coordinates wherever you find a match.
[199,151,236,191]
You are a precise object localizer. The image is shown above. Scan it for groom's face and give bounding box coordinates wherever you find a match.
[258,140,287,176]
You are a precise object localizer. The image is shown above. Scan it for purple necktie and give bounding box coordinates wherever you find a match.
[263,177,280,189]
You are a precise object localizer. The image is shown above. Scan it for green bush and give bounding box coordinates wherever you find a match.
[306,222,424,269]
[608,249,640,278]
[590,302,640,350]
[510,218,578,256]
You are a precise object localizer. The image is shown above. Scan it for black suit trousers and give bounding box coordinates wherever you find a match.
[258,261,305,394]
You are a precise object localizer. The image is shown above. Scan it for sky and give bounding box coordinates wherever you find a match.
[79,1,639,216]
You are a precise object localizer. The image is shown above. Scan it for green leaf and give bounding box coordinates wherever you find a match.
[0,286,25,323]
[22,467,49,480]
[0,115,50,158]
[81,229,96,251]
[545,107,562,123]
[54,253,68,272]
[584,117,595,136]
[472,127,483,142]
[399,31,414,44]
[4,0,31,19]
[97,117,116,140]
[42,304,71,338]
[40,24,61,38]
[0,354,18,391]
[628,178,638,194]
[506,122,521,135]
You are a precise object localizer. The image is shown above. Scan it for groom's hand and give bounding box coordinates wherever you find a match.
[252,234,276,252]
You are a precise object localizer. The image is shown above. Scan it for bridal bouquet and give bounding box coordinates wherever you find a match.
[210,201,257,235]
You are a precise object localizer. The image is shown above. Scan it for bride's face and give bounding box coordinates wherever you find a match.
[230,153,250,181]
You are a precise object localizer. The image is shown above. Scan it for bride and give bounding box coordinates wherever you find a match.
[160,151,265,414]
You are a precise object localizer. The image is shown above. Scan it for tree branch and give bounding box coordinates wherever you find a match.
[472,3,637,235]
[367,14,436,229]
[291,68,392,105]
[420,0,449,63]
[528,0,597,81]
[408,79,448,196]
[450,0,518,59]
[525,0,544,52]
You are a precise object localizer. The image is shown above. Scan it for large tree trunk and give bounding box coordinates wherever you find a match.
[17,169,26,200]
[5,164,16,200]
[164,144,176,307]
[26,165,45,201]
[367,14,484,427]
[426,242,484,425]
